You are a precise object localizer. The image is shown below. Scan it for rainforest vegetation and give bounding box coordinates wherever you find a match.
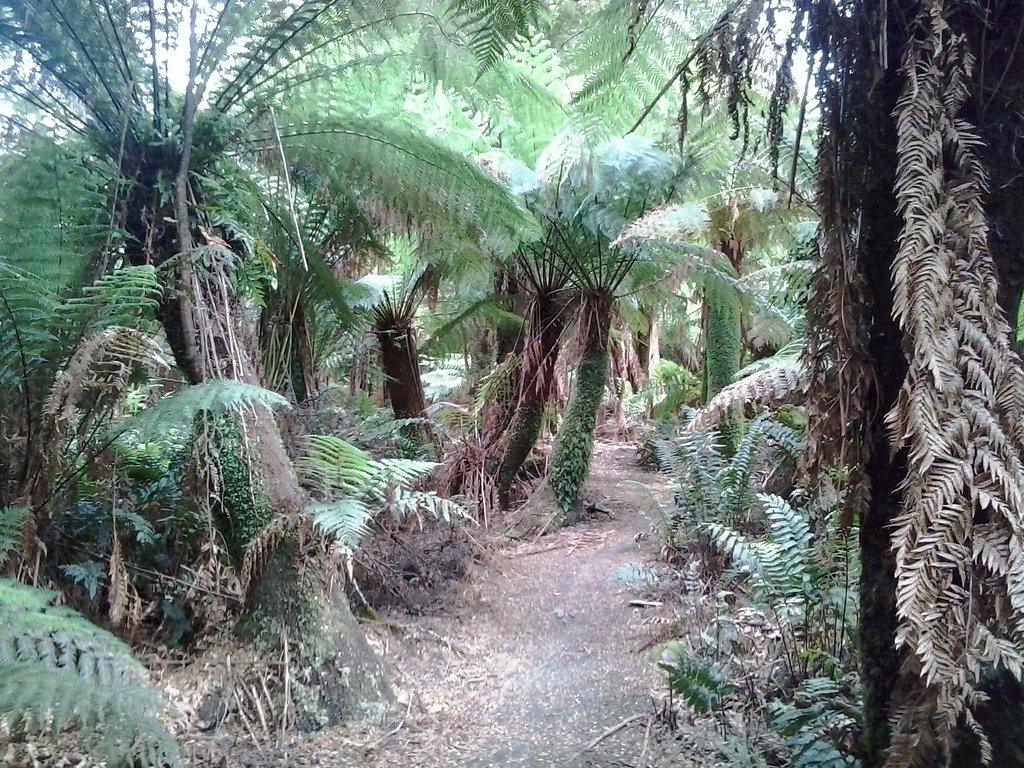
[1,0,1024,767]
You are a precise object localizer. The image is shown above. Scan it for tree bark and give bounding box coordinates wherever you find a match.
[376,325,426,420]
[831,4,1024,765]
[496,291,566,509]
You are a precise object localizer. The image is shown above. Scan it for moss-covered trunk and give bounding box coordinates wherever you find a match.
[701,279,741,402]
[547,290,614,523]
[239,534,392,728]
[496,291,566,509]
[376,324,426,420]
[700,277,741,450]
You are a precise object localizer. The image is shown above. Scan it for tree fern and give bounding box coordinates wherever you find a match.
[0,579,180,767]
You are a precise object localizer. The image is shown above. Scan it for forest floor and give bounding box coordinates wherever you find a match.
[157,440,726,768]
[136,442,728,768]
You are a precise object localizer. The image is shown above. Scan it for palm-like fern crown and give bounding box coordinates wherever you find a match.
[489,134,678,295]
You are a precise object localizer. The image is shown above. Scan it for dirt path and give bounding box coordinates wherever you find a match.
[364,441,683,768]
[172,441,695,768]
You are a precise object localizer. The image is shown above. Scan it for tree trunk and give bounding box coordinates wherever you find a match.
[376,325,426,420]
[811,4,901,765]
[700,279,741,402]
[496,291,566,509]
[547,290,614,522]
[824,4,1024,764]
[700,277,742,450]
[636,303,659,381]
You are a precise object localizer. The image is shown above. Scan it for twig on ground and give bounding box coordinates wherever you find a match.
[570,713,647,760]
[638,714,655,766]
[366,617,467,656]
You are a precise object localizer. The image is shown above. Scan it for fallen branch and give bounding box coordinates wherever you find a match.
[569,713,647,760]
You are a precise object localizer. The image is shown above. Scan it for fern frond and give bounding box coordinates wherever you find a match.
[660,655,731,715]
[447,0,540,71]
[116,381,291,442]
[885,3,1024,760]
[0,507,27,566]
[295,435,375,497]
[271,116,541,255]
[62,265,163,330]
[691,361,808,431]
[45,327,168,426]
[0,578,180,767]
[308,499,373,547]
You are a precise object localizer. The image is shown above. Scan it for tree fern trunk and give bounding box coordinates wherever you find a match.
[701,278,741,450]
[548,290,613,523]
[495,291,566,509]
[496,398,543,509]
[376,325,426,420]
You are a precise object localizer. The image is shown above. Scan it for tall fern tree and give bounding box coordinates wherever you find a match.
[582,0,1024,762]
[516,135,676,522]
[0,0,536,725]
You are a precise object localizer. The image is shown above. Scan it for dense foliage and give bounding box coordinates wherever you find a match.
[0,0,1022,767]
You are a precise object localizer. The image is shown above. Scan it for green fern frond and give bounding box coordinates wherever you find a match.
[272,116,541,254]
[308,499,373,547]
[0,507,27,566]
[211,0,401,110]
[62,265,163,330]
[660,655,731,715]
[116,381,291,442]
[446,0,540,71]
[295,435,376,497]
[384,488,469,525]
[0,578,180,767]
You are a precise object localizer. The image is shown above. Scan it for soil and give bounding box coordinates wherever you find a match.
[5,441,721,768]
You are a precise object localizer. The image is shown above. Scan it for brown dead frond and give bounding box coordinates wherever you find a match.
[45,326,167,426]
[690,362,807,432]
[239,514,314,595]
[883,2,1024,763]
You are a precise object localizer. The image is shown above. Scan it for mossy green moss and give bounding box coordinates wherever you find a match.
[702,281,742,451]
[548,348,609,521]
[210,417,274,565]
[702,280,741,401]
[496,399,543,509]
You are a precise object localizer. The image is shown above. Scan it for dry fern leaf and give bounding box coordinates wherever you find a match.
[689,362,806,431]
[885,2,1024,763]
[45,327,167,425]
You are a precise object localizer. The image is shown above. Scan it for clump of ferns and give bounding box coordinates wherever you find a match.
[660,487,862,767]
[642,411,803,567]
[0,507,182,767]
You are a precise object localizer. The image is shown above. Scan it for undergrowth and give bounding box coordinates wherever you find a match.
[648,411,862,767]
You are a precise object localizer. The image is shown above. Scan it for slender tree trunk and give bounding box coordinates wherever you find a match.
[636,303,659,381]
[376,325,426,420]
[700,277,742,451]
[289,302,317,404]
[548,290,614,522]
[700,279,741,402]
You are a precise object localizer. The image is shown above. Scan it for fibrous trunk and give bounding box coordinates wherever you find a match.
[701,278,741,449]
[376,324,426,420]
[496,291,566,509]
[547,290,614,522]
